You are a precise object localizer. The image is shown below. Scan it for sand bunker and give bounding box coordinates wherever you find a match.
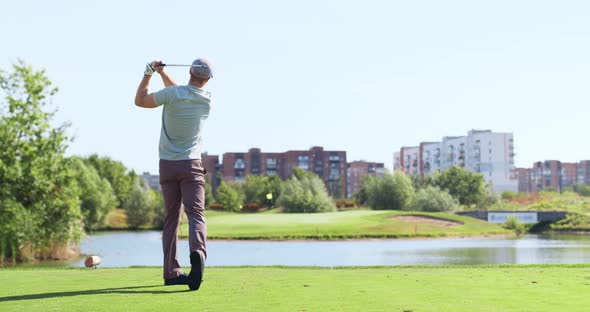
[394,215,463,227]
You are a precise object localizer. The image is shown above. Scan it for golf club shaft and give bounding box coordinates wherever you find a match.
[160,64,194,67]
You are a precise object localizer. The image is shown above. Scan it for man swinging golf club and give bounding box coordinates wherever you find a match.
[135,58,213,291]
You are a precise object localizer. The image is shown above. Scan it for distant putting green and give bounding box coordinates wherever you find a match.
[179,210,509,239]
[1,266,588,311]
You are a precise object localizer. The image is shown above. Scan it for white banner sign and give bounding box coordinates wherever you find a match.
[487,212,538,224]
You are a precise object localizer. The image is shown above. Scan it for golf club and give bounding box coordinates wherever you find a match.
[159,64,206,67]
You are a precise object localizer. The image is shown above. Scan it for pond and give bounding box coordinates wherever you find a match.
[51,231,590,268]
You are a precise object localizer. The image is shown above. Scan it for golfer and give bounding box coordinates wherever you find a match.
[134,58,213,291]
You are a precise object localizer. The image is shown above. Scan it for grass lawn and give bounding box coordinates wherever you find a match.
[1,266,589,311]
[178,210,509,240]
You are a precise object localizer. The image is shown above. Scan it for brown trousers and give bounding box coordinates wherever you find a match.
[159,159,207,279]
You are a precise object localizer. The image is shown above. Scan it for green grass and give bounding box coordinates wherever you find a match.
[1,266,589,311]
[180,210,509,239]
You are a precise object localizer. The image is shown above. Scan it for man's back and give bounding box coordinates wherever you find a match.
[154,85,211,160]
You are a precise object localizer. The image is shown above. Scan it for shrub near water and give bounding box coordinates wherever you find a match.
[410,186,459,212]
[279,168,336,213]
[503,216,528,235]
[551,213,590,231]
[357,171,414,210]
[575,184,590,197]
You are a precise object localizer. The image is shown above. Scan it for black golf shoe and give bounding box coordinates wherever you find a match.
[188,251,204,291]
[164,273,189,286]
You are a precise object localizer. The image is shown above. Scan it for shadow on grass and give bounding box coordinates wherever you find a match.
[0,285,190,302]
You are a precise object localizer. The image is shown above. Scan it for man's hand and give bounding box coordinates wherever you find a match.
[153,60,177,87]
[144,62,156,76]
[154,60,165,74]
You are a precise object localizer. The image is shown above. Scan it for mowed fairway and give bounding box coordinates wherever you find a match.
[180,210,508,239]
[1,266,589,311]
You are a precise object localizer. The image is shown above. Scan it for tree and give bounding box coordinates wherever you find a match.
[205,176,214,209]
[434,166,488,207]
[279,168,336,213]
[242,175,266,204]
[216,182,244,212]
[152,189,166,229]
[410,186,459,212]
[264,174,284,207]
[241,175,284,207]
[412,175,434,190]
[68,157,117,230]
[124,179,157,228]
[85,154,134,208]
[360,171,414,210]
[0,61,81,261]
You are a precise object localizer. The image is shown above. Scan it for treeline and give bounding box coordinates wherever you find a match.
[0,62,161,262]
[209,165,492,214]
[354,166,493,212]
[70,155,163,230]
[213,167,336,213]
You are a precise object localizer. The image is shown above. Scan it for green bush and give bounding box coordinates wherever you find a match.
[435,166,489,207]
[360,171,414,210]
[205,176,214,209]
[575,185,590,197]
[242,175,284,206]
[410,186,459,212]
[503,216,528,235]
[551,213,590,231]
[216,182,244,212]
[279,168,336,213]
[501,190,518,199]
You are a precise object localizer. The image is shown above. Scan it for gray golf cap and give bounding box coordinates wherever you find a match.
[190,58,214,79]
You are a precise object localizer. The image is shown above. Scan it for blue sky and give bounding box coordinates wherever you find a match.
[2,0,589,174]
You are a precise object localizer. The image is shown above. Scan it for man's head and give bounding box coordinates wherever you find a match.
[189,58,213,87]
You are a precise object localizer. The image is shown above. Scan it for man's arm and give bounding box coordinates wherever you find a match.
[134,62,158,108]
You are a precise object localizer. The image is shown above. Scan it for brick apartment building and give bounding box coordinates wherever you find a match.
[514,168,532,193]
[579,161,590,185]
[202,153,222,192]
[141,153,222,193]
[347,161,385,198]
[222,147,348,197]
[516,160,590,193]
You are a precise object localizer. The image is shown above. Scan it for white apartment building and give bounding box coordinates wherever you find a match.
[421,142,442,176]
[442,136,467,169]
[393,130,517,192]
[141,172,161,191]
[395,146,420,177]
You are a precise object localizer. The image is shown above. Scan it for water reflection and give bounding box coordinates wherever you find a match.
[15,232,590,268]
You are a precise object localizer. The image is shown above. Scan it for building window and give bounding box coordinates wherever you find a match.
[234,158,245,169]
[266,158,277,169]
[448,145,454,163]
[329,163,339,179]
[297,155,309,170]
[329,155,340,162]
